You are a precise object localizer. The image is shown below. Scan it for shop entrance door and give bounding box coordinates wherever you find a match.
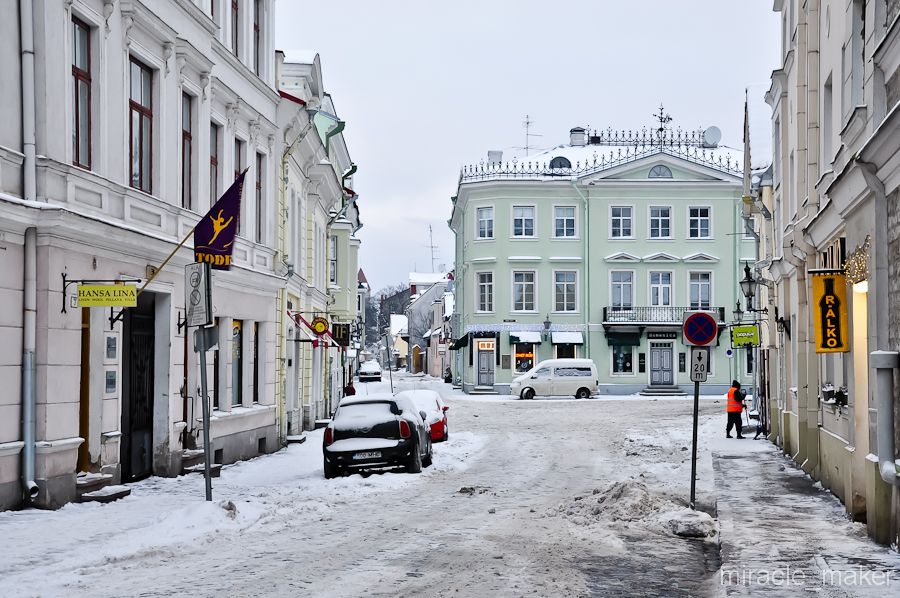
[650,342,674,386]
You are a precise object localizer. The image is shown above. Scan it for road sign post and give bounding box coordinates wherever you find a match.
[682,311,718,510]
[186,263,215,501]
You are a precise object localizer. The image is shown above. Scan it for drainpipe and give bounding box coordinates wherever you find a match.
[22,228,38,502]
[869,351,900,486]
[21,0,36,203]
[571,180,590,358]
[21,0,38,504]
[324,120,345,157]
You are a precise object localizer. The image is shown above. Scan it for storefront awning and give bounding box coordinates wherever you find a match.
[551,331,583,345]
[448,335,469,350]
[607,332,641,346]
[509,331,542,344]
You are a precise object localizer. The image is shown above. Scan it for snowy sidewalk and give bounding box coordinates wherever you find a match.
[712,431,900,596]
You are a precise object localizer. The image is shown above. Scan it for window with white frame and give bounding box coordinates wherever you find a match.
[512,206,535,237]
[554,206,576,237]
[689,272,711,309]
[477,272,493,312]
[611,272,633,311]
[689,207,711,238]
[650,272,671,307]
[554,271,576,312]
[743,215,758,241]
[610,206,632,237]
[512,271,535,311]
[329,235,337,284]
[649,207,671,238]
[476,207,494,239]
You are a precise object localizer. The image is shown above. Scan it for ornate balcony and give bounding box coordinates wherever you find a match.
[602,306,726,326]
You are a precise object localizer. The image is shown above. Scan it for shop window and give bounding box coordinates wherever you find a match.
[612,345,634,374]
[514,343,534,373]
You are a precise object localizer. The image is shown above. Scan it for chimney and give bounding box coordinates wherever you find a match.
[487,150,503,166]
[570,127,587,147]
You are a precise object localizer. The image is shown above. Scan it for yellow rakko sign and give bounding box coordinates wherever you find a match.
[812,271,849,353]
[77,284,137,307]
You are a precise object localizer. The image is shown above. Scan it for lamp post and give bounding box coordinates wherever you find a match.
[543,315,552,358]
[733,301,744,324]
[738,263,767,435]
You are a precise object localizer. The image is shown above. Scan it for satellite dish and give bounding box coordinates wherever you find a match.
[439,264,446,272]
[703,126,722,148]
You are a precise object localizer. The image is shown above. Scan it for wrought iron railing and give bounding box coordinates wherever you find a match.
[460,140,740,183]
[602,306,726,324]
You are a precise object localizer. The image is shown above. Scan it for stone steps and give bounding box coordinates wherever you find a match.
[79,485,131,504]
[639,387,688,396]
[75,472,113,499]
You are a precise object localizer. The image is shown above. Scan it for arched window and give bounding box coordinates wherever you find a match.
[649,165,673,178]
[549,156,571,169]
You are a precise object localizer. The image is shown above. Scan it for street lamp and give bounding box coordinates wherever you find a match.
[739,264,758,301]
[733,301,744,324]
[543,315,552,340]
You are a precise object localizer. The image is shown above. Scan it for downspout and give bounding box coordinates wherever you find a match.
[324,121,345,158]
[22,228,38,502]
[870,351,900,486]
[21,0,39,503]
[571,180,590,358]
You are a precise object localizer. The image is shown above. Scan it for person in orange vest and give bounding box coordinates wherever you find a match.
[726,380,746,439]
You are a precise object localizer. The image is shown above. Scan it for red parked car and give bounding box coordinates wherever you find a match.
[396,390,449,442]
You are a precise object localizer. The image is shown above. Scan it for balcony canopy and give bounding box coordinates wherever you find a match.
[509,331,542,344]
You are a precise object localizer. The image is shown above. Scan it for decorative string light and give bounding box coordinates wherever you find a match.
[844,235,870,284]
[466,323,586,333]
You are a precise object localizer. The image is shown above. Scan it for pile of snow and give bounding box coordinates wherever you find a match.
[543,481,719,540]
[543,481,681,525]
[663,508,717,538]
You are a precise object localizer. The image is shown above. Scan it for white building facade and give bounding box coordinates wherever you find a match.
[0,0,292,511]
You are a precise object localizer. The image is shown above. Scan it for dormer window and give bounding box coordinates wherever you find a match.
[649,165,672,178]
[549,156,571,169]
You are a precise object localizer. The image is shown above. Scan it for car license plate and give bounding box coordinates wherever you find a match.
[353,451,382,460]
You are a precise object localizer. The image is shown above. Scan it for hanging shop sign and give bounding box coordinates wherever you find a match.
[332,323,350,347]
[811,269,849,353]
[310,317,329,335]
[77,284,137,307]
[648,331,677,340]
[731,325,759,348]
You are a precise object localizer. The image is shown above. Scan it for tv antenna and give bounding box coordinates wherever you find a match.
[424,225,439,273]
[521,114,542,157]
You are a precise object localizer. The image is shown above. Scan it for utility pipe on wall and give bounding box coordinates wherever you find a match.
[870,351,900,486]
[20,0,38,504]
[22,227,38,502]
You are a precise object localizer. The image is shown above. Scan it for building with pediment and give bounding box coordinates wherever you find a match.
[449,116,755,395]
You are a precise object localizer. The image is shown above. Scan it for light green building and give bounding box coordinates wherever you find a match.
[449,123,755,395]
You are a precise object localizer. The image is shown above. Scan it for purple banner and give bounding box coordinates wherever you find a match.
[194,172,245,270]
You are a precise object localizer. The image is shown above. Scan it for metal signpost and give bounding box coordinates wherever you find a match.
[186,263,216,501]
[682,311,719,510]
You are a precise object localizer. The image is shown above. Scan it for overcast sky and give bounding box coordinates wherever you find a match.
[274,1,781,295]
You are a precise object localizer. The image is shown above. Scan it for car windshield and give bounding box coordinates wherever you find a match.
[335,402,394,428]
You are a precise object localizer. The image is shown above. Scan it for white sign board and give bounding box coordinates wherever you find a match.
[690,347,709,382]
[185,262,213,327]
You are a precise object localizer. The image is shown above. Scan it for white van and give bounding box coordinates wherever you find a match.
[509,358,599,400]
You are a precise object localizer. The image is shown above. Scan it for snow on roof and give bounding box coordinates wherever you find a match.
[746,83,773,173]
[409,272,448,285]
[281,49,319,64]
[390,314,408,336]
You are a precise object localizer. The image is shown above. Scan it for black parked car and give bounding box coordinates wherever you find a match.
[323,393,432,478]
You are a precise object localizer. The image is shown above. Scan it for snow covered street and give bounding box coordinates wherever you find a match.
[1,375,897,597]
